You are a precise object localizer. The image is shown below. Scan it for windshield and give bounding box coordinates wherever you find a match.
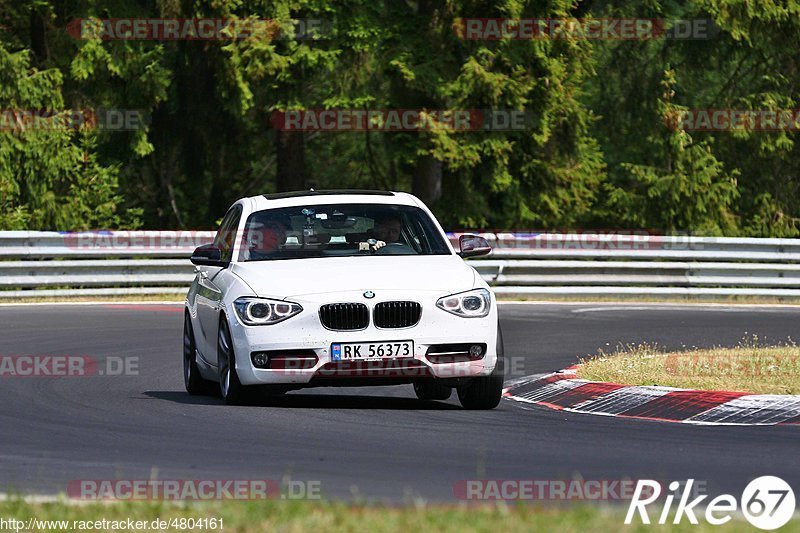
[238,203,451,261]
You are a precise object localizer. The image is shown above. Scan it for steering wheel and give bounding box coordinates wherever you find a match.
[374,243,416,255]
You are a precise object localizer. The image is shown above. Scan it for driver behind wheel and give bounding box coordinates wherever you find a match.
[365,214,403,250]
[241,217,289,260]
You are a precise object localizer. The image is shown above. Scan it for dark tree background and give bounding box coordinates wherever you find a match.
[1,0,798,235]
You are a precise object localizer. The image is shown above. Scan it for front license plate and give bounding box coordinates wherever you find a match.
[331,341,414,361]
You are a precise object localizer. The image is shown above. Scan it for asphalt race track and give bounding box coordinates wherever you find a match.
[1,302,798,502]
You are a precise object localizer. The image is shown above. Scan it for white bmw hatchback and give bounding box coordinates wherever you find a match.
[184,190,504,409]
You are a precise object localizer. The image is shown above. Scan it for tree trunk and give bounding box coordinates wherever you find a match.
[412,154,442,204]
[29,8,48,61]
[276,131,306,192]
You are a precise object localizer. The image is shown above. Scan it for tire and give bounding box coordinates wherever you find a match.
[217,317,250,405]
[183,312,214,395]
[413,380,452,401]
[457,325,505,410]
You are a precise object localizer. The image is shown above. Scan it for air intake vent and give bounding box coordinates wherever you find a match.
[319,303,369,330]
[373,301,422,329]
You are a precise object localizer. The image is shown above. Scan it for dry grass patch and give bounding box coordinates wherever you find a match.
[578,337,800,395]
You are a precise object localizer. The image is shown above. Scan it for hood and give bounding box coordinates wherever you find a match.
[230,255,477,299]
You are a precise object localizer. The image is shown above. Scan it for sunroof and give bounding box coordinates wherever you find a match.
[262,189,395,200]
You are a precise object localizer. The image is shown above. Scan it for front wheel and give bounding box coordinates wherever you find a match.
[456,367,504,410]
[457,326,505,410]
[413,380,452,401]
[217,317,249,405]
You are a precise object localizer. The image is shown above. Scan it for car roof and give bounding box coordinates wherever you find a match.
[246,190,421,211]
[263,189,394,200]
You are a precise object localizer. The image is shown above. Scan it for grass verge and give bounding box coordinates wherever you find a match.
[0,499,792,532]
[578,339,800,395]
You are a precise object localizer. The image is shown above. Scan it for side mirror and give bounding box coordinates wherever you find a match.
[190,243,227,267]
[458,235,492,258]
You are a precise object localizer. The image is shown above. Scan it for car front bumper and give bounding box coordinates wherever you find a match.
[227,291,499,387]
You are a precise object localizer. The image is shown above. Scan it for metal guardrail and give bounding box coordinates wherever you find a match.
[2,231,800,299]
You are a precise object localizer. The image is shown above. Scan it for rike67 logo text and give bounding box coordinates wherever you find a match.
[626,477,795,530]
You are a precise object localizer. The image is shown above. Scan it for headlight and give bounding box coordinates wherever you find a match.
[233,297,303,326]
[436,289,491,318]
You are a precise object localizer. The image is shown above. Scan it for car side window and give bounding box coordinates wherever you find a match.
[214,205,242,263]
